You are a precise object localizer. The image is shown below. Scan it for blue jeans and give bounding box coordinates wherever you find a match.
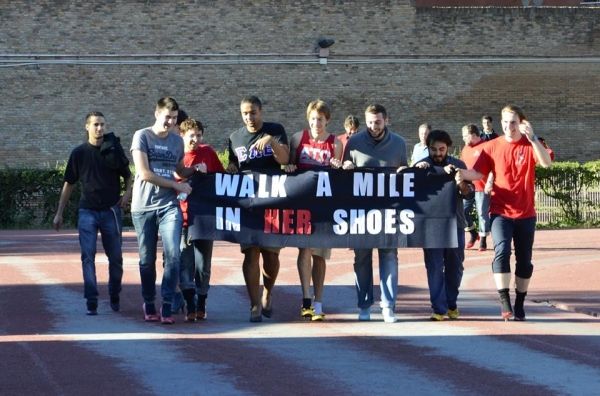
[353,248,398,309]
[490,215,536,278]
[78,206,123,303]
[180,227,213,295]
[423,229,465,314]
[463,197,476,231]
[474,191,491,236]
[132,205,182,305]
[464,192,491,236]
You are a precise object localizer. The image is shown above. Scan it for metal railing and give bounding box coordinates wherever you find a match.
[535,175,600,225]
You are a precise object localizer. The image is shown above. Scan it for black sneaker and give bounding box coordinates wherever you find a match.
[86,301,98,316]
[110,295,120,312]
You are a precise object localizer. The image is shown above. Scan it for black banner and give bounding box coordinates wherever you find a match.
[188,168,457,249]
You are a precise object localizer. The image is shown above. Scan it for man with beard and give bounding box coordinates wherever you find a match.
[342,104,407,323]
[414,130,473,321]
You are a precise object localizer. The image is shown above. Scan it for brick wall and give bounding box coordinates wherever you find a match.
[0,1,598,167]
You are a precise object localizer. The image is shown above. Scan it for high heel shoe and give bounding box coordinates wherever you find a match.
[466,230,479,249]
[250,305,262,322]
[514,290,527,321]
[498,289,513,321]
[261,294,273,318]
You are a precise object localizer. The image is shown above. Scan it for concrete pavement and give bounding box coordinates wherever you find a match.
[0,228,598,395]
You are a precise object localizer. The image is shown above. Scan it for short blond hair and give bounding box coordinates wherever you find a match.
[306,99,331,121]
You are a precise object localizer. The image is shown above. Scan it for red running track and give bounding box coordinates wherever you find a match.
[0,228,598,395]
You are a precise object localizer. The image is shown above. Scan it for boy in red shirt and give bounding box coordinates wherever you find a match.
[178,118,225,321]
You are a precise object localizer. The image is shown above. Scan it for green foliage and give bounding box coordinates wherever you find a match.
[0,166,80,228]
[536,161,600,226]
[583,160,600,174]
[216,149,229,169]
[0,164,135,229]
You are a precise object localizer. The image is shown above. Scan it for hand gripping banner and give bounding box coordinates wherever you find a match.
[187,168,458,249]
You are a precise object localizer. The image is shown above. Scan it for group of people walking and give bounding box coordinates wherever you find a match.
[53,96,552,325]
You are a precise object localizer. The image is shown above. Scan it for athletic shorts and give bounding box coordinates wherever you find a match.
[306,247,331,260]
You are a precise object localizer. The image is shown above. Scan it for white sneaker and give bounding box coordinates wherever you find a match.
[358,308,371,321]
[382,307,397,323]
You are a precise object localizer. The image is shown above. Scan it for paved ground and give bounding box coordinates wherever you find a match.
[0,228,598,395]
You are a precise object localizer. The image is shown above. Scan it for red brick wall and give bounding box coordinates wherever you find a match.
[414,0,581,6]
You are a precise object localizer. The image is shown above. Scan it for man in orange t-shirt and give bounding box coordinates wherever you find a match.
[460,124,493,251]
[461,105,552,321]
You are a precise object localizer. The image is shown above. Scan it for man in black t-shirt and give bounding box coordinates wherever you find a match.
[227,96,289,322]
[53,111,132,315]
[480,115,499,141]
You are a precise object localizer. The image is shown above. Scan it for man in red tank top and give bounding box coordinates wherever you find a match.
[285,99,343,321]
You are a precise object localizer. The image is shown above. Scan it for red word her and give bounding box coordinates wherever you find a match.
[264,209,312,234]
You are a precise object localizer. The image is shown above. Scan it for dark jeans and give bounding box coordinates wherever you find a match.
[78,206,123,303]
[490,215,536,278]
[463,197,476,231]
[180,227,213,296]
[423,228,465,314]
